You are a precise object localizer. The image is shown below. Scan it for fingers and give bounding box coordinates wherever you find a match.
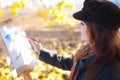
[28,37,39,42]
[27,37,42,54]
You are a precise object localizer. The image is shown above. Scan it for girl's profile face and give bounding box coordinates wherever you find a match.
[79,21,89,42]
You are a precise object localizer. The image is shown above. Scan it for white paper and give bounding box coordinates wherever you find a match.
[0,26,38,75]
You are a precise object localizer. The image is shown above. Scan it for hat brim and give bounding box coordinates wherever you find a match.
[73,11,84,20]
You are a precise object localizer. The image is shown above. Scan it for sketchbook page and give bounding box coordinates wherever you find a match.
[0,27,38,75]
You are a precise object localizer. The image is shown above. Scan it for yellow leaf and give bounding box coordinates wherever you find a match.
[13,2,20,7]
[58,1,66,11]
[44,20,53,28]
[0,7,4,18]
[66,4,74,9]
[10,7,18,15]
[60,14,66,21]
[20,0,26,8]
[36,9,50,18]
[66,21,77,27]
[54,19,61,25]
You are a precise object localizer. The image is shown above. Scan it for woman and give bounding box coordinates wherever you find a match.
[30,0,120,80]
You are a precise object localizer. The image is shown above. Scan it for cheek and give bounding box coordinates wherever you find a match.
[80,26,87,35]
[81,32,89,42]
[81,29,88,38]
[80,26,89,42]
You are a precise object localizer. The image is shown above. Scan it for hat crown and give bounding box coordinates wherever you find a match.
[73,0,120,30]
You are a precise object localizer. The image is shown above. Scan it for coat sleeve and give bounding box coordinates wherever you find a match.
[39,48,73,70]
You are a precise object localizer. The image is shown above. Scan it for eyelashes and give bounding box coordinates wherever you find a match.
[81,21,84,25]
[78,21,87,28]
[80,21,85,26]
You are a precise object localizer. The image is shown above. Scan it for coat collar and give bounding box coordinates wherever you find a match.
[77,54,96,69]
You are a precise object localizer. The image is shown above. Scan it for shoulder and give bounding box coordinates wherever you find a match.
[77,54,96,69]
[110,60,120,80]
[96,66,112,80]
[96,63,120,80]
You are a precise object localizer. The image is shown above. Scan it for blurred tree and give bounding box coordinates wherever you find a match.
[0,3,4,18]
[0,0,77,28]
[10,0,26,15]
[36,0,77,28]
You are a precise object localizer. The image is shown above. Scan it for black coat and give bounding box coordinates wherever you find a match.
[39,49,120,80]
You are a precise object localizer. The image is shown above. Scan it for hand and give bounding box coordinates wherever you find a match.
[28,37,42,55]
[21,70,32,80]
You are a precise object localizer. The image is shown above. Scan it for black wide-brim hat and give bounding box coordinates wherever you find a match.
[73,0,120,30]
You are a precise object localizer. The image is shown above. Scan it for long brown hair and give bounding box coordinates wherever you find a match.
[85,22,120,80]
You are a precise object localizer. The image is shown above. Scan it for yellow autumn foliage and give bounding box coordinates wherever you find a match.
[9,0,26,15]
[0,7,4,18]
[0,46,72,80]
[35,0,76,28]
